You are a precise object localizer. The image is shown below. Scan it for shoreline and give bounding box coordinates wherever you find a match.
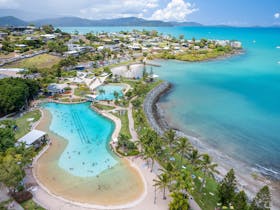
[156,49,245,63]
[32,106,147,209]
[144,81,280,209]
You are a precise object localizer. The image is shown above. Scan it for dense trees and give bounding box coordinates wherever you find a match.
[250,186,271,210]
[0,145,35,193]
[0,120,15,152]
[0,78,39,116]
[217,169,271,210]
[218,169,237,206]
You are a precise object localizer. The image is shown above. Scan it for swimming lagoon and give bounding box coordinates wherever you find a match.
[35,102,144,205]
[96,84,125,101]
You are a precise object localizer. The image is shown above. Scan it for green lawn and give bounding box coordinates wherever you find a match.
[15,110,41,139]
[21,199,45,210]
[94,103,115,111]
[4,54,61,69]
[113,110,131,139]
[74,86,91,97]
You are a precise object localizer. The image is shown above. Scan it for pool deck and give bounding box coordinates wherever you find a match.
[30,105,171,209]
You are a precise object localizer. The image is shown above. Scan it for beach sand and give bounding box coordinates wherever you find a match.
[34,109,145,206]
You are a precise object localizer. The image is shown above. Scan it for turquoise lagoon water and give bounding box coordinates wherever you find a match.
[96,84,124,101]
[43,102,117,177]
[61,26,280,180]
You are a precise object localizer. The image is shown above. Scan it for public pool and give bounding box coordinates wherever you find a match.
[42,102,117,177]
[96,84,125,101]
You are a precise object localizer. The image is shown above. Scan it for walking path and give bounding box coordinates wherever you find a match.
[128,97,138,141]
[28,82,201,210]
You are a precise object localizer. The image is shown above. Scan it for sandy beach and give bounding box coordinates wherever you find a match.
[31,107,173,210]
[34,109,145,206]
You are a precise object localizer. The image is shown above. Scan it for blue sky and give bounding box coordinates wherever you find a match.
[0,0,279,26]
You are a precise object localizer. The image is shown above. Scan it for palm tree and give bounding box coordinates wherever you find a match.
[99,88,105,95]
[163,129,176,148]
[198,154,218,192]
[173,137,192,169]
[187,149,202,166]
[153,172,169,200]
[113,90,119,101]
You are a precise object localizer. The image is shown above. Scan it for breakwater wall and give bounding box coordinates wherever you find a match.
[143,81,171,136]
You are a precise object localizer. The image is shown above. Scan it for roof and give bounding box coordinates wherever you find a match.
[18,129,46,145]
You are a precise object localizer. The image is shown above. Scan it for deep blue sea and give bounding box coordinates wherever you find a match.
[61,26,280,180]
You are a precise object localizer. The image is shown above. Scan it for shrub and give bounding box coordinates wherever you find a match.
[11,191,33,203]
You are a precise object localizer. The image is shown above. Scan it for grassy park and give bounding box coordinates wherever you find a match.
[4,54,61,69]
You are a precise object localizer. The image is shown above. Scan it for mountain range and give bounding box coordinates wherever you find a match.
[0,16,203,27]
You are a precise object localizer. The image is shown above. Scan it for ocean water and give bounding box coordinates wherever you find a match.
[60,26,280,180]
[43,102,117,177]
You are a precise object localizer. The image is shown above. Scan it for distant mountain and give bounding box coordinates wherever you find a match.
[171,21,203,27]
[0,9,53,21]
[33,17,94,27]
[0,16,202,27]
[0,16,27,26]
[33,17,175,27]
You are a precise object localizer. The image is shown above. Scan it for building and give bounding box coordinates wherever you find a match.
[47,83,68,95]
[0,32,8,39]
[17,129,48,148]
[231,41,242,49]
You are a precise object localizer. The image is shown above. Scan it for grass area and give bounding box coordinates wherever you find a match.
[15,110,41,140]
[94,103,115,110]
[21,199,46,210]
[155,48,236,62]
[4,53,61,69]
[74,86,91,97]
[112,110,131,139]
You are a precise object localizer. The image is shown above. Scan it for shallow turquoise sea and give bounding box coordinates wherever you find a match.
[61,26,280,180]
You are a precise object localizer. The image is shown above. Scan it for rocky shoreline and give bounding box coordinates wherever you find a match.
[143,81,280,209]
[143,81,171,136]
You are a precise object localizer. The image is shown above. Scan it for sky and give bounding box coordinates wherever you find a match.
[0,0,280,26]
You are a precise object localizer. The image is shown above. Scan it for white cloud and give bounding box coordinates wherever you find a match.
[274,13,280,19]
[79,0,159,19]
[151,0,198,22]
[0,0,19,8]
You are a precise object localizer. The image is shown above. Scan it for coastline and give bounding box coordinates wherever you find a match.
[156,49,245,63]
[144,81,280,209]
[32,106,146,208]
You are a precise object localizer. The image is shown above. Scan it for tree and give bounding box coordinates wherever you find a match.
[233,191,248,210]
[169,192,189,210]
[250,186,271,210]
[187,149,202,166]
[199,154,218,192]
[173,137,192,169]
[0,78,39,115]
[42,25,54,34]
[113,91,120,101]
[163,129,176,148]
[0,121,15,152]
[99,88,105,95]
[218,168,237,206]
[153,172,169,200]
[179,34,185,40]
[0,151,24,193]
